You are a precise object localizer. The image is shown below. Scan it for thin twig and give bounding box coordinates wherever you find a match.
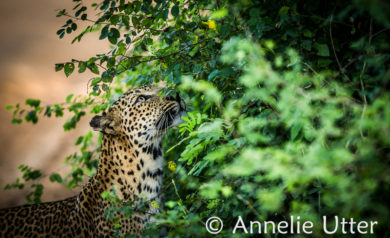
[302,61,319,75]
[359,61,367,139]
[57,59,107,71]
[330,15,349,80]
[236,194,261,218]
[61,12,162,33]
[371,27,390,39]
[359,18,373,138]
[172,179,188,215]
[341,27,389,70]
[299,14,353,27]
[62,13,97,24]
[342,55,359,70]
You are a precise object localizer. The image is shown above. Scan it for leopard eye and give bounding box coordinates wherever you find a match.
[137,96,146,103]
[136,95,151,103]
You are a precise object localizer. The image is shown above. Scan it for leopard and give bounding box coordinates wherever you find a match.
[0,85,186,237]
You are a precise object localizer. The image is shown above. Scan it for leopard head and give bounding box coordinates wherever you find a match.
[90,85,186,144]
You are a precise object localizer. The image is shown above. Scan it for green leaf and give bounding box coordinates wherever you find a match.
[75,136,84,145]
[162,9,169,21]
[56,9,66,17]
[278,6,289,16]
[314,43,330,57]
[189,45,199,57]
[75,6,86,17]
[249,8,260,18]
[317,58,333,67]
[54,105,64,117]
[64,63,75,77]
[132,16,139,26]
[66,94,74,103]
[88,63,99,74]
[290,123,302,141]
[208,70,219,81]
[119,15,128,27]
[108,28,120,44]
[25,110,38,124]
[56,29,65,36]
[102,84,110,92]
[44,106,52,117]
[302,40,312,51]
[71,23,77,31]
[78,61,86,73]
[110,15,120,25]
[55,63,64,72]
[49,173,62,183]
[303,29,314,38]
[25,99,40,108]
[210,8,228,19]
[91,77,101,86]
[102,71,112,83]
[125,35,131,44]
[220,24,231,38]
[171,5,179,18]
[100,25,109,40]
[107,57,116,68]
[11,119,23,124]
[112,28,120,37]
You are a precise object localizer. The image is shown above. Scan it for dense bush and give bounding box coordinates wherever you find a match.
[5,0,390,237]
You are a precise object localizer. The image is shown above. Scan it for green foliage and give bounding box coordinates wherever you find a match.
[4,165,44,204]
[4,0,390,237]
[49,173,63,183]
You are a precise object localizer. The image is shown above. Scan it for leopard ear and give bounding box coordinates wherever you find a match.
[90,111,121,135]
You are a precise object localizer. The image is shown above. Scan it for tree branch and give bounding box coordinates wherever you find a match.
[329,15,349,80]
[116,38,212,75]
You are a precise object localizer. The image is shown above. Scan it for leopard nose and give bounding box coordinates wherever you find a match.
[176,93,186,111]
[175,92,181,102]
[165,95,175,101]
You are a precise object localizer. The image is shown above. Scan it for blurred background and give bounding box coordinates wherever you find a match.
[0,0,108,208]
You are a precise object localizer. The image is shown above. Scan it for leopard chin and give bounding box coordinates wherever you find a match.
[171,111,187,127]
[155,93,186,131]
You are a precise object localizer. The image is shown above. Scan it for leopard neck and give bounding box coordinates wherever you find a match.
[93,133,164,202]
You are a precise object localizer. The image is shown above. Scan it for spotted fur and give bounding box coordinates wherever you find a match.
[0,85,186,237]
